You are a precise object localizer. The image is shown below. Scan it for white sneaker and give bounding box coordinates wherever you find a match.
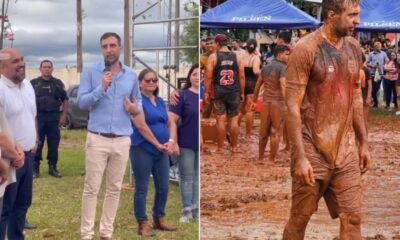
[396,111,400,116]
[179,209,193,223]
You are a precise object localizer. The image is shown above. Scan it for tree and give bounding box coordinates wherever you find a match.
[180,1,198,65]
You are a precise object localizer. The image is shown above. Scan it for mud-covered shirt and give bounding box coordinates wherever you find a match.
[286,29,363,166]
[261,59,286,103]
[213,51,240,98]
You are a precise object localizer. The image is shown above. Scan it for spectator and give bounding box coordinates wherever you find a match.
[231,39,243,52]
[367,41,389,107]
[238,38,261,139]
[124,69,176,237]
[383,51,399,110]
[31,60,69,178]
[361,54,372,131]
[199,37,215,118]
[200,39,206,54]
[0,48,36,240]
[276,31,292,51]
[168,64,199,222]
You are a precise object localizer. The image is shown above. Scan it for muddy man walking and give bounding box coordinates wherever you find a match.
[283,0,371,239]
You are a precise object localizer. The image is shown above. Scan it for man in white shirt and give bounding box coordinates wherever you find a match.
[0,52,24,217]
[0,48,37,240]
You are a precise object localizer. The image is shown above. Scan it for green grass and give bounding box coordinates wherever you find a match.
[25,129,198,240]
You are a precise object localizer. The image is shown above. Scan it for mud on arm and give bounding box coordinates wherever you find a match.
[353,83,372,173]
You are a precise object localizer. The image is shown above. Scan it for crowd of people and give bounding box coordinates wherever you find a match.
[0,32,199,239]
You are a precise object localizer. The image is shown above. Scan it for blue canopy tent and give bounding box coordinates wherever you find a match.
[200,0,320,29]
[357,0,400,32]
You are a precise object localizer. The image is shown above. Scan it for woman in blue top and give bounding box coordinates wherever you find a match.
[124,69,176,237]
[169,64,199,223]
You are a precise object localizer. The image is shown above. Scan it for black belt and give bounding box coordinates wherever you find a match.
[89,131,123,138]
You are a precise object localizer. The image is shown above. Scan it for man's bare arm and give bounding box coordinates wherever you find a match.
[253,74,263,103]
[286,84,314,186]
[236,53,245,96]
[204,53,216,103]
[252,56,261,76]
[279,77,286,99]
[353,83,371,173]
[0,133,18,160]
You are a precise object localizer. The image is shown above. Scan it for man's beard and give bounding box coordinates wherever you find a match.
[335,27,349,38]
[105,57,119,66]
[12,76,24,83]
[12,69,25,83]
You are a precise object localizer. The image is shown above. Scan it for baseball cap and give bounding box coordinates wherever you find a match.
[214,34,228,44]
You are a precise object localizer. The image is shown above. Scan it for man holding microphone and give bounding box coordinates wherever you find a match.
[78,32,142,240]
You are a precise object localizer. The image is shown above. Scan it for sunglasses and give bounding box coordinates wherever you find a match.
[143,78,158,83]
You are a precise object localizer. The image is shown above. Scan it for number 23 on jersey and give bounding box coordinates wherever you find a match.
[219,70,234,86]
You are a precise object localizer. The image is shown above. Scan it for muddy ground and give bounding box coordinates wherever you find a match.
[200,112,400,240]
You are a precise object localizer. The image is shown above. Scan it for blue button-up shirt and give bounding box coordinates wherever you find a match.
[77,61,142,136]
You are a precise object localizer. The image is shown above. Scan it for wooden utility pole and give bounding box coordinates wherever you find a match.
[123,0,130,66]
[77,0,83,72]
[0,0,6,49]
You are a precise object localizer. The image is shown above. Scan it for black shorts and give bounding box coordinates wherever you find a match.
[213,92,241,117]
[245,79,256,95]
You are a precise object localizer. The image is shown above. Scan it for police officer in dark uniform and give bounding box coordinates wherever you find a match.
[31,60,69,178]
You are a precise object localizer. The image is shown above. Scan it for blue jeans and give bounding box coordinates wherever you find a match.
[130,146,169,222]
[0,153,34,240]
[178,148,199,210]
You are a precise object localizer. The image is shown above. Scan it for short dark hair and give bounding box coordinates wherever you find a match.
[138,69,159,96]
[214,34,228,46]
[277,31,292,44]
[100,32,122,46]
[183,63,199,90]
[205,37,214,42]
[321,0,360,21]
[232,39,241,44]
[40,59,53,68]
[273,45,289,57]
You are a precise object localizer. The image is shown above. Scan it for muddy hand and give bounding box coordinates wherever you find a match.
[294,158,315,186]
[251,101,257,112]
[359,144,372,174]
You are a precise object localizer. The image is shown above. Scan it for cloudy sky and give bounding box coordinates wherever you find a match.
[4,0,195,69]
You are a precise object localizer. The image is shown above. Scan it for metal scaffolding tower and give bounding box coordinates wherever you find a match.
[131,0,197,92]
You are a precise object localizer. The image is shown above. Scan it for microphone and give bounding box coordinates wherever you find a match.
[104,61,112,86]
[105,61,111,72]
